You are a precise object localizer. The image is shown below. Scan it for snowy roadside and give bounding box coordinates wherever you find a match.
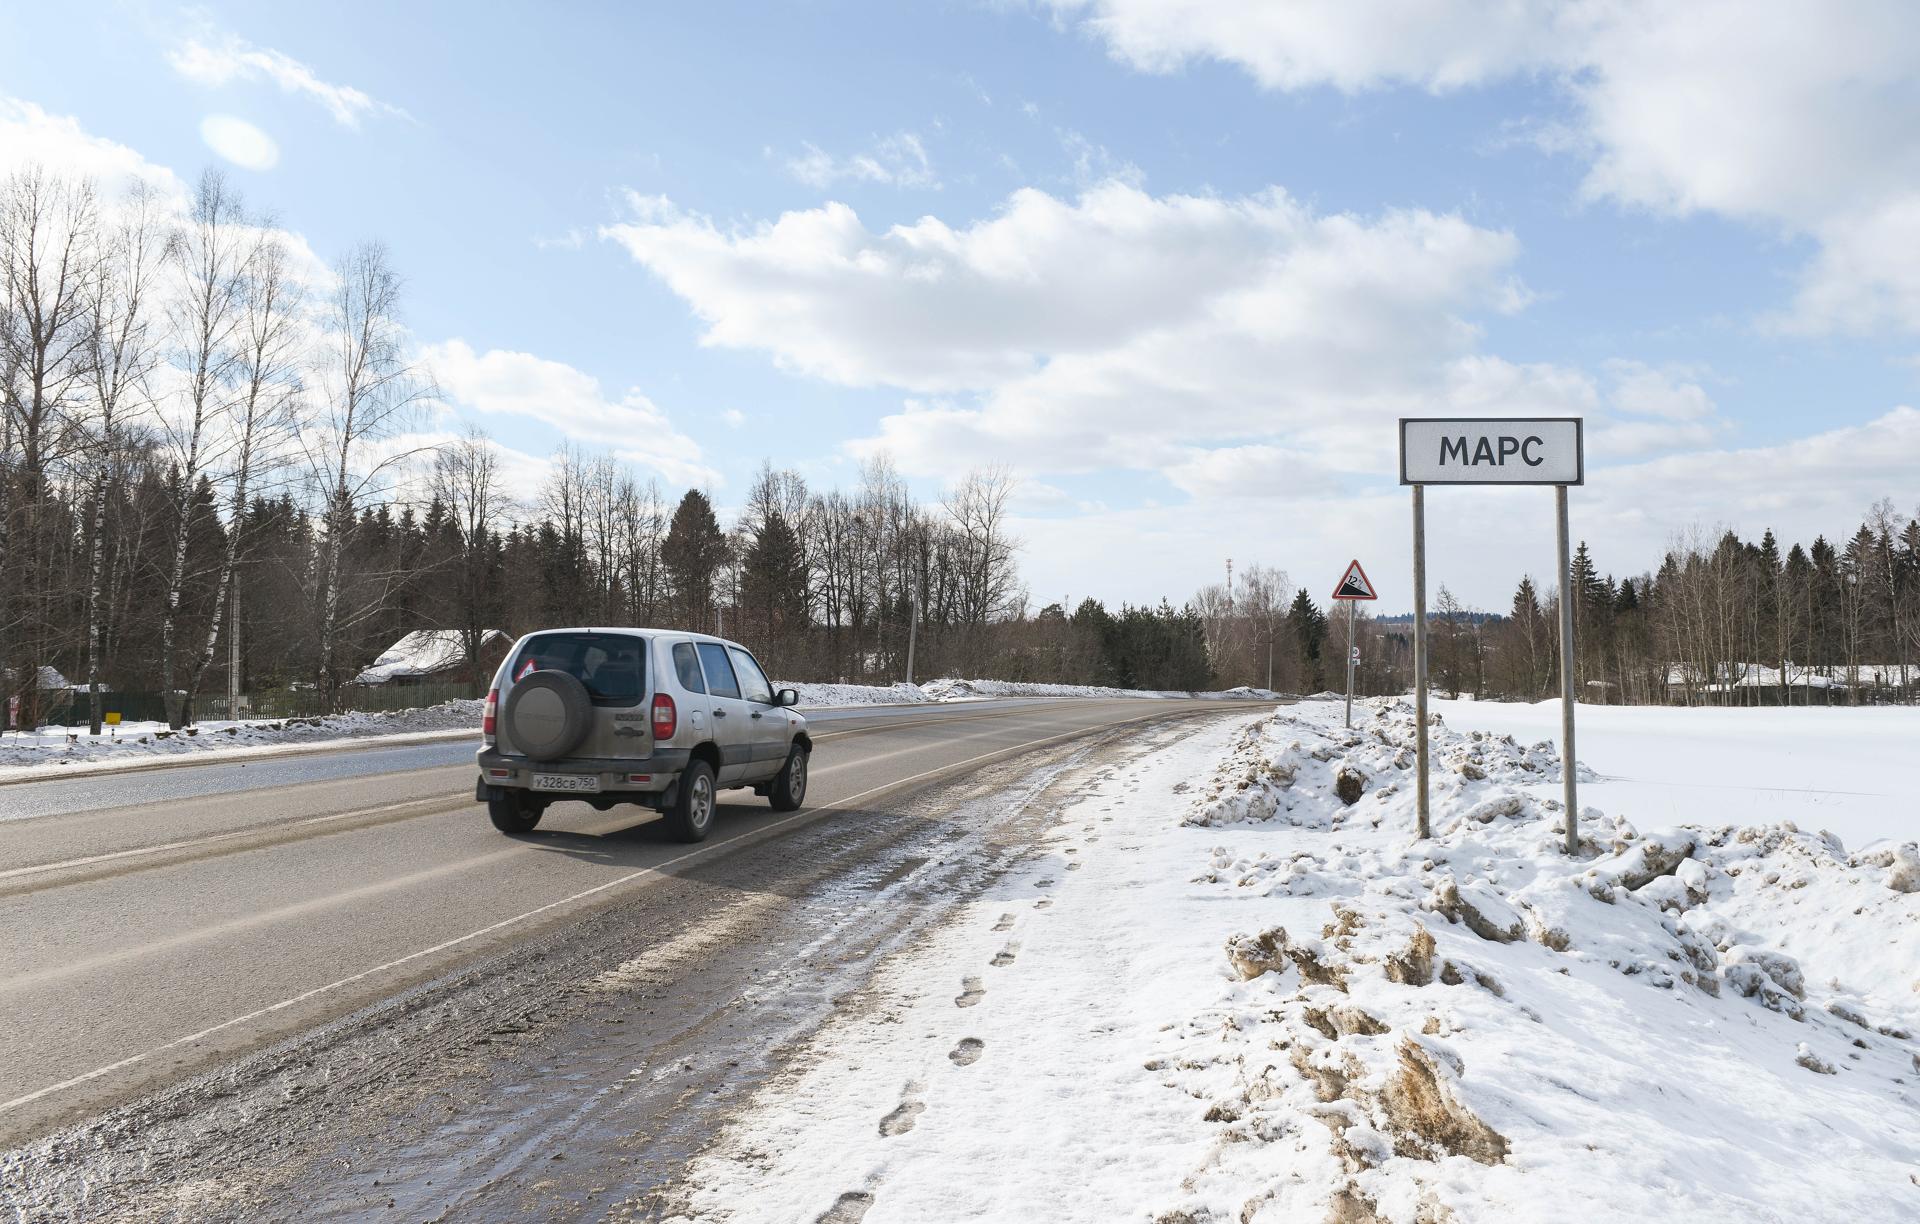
[662,699,1920,1223]
[781,678,1286,706]
[0,701,486,777]
[0,679,1282,774]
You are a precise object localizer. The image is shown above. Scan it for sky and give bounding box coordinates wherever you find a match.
[4,1,1919,614]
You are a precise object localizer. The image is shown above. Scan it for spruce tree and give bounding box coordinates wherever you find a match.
[662,489,728,633]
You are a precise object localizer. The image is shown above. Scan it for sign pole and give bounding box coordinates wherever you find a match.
[1411,484,1430,839]
[1344,597,1356,727]
[1556,484,1579,854]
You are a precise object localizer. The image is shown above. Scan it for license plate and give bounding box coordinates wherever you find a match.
[532,773,601,793]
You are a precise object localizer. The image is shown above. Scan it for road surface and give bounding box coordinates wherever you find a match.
[0,696,1272,1221]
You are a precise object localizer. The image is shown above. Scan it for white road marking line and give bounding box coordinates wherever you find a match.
[0,797,443,883]
[0,715,1146,1118]
[2,704,1085,881]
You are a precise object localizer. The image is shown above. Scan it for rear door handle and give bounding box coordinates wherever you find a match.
[713,710,727,718]
[751,711,763,720]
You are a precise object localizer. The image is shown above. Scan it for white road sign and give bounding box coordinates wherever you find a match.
[1399,417,1583,486]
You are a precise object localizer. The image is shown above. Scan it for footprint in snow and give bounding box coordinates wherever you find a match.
[991,947,1017,967]
[1066,861,1083,871]
[817,1192,874,1223]
[956,977,985,1007]
[1033,898,1053,909]
[879,1097,925,1137]
[992,913,1015,931]
[949,1038,985,1066]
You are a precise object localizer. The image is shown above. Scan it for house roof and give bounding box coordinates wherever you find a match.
[354,629,507,685]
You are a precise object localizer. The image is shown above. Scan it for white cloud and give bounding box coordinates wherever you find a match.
[0,98,188,199]
[1017,408,1920,611]
[168,35,407,128]
[606,179,1729,491]
[198,114,279,171]
[1042,1,1920,335]
[423,339,719,487]
[785,132,939,189]
[722,408,746,428]
[604,181,1522,396]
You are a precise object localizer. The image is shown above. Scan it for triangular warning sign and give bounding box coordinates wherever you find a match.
[1331,559,1377,601]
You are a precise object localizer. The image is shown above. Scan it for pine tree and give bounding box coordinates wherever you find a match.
[741,509,810,658]
[662,490,728,633]
[1289,588,1328,691]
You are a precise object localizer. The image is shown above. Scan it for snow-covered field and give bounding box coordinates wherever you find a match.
[1431,698,1917,851]
[667,699,1920,1223]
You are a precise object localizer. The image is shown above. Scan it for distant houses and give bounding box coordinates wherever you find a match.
[354,629,510,686]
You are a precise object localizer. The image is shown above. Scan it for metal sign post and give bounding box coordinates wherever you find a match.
[1399,416,1585,852]
[1330,559,1376,729]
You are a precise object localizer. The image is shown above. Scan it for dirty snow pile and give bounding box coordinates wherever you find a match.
[0,700,482,770]
[1163,699,1920,1221]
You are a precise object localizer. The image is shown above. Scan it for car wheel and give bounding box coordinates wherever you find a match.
[769,745,808,812]
[488,791,545,834]
[664,759,717,842]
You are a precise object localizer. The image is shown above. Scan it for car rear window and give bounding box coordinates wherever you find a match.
[510,632,646,706]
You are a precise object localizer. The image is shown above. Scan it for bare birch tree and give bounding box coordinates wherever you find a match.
[0,168,98,727]
[80,182,167,731]
[307,240,432,709]
[157,170,250,725]
[184,217,306,713]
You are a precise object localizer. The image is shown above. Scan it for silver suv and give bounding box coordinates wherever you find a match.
[474,628,811,841]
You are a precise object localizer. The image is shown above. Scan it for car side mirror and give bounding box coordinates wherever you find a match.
[775,688,800,708]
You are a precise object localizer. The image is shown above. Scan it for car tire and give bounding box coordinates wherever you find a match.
[768,745,808,812]
[663,759,717,843]
[488,791,546,834]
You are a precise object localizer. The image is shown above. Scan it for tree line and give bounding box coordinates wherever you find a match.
[1189,505,1919,707]
[1,165,1224,729]
[8,165,1915,729]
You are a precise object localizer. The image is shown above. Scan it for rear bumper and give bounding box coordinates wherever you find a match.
[475,747,691,801]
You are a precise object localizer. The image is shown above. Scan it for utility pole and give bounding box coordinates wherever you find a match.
[904,588,919,686]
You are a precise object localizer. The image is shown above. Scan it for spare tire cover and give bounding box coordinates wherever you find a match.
[502,669,594,761]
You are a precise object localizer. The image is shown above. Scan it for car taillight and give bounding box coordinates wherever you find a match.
[483,688,498,739]
[651,692,676,739]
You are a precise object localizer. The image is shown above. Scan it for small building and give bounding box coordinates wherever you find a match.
[355,629,510,686]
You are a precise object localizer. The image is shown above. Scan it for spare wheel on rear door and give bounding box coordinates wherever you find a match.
[503,669,594,761]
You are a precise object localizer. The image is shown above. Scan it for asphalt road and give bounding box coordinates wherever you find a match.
[0,695,1268,1182]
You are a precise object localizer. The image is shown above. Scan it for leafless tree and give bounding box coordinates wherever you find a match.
[157,170,251,725]
[307,240,433,709]
[184,215,307,714]
[0,167,98,726]
[80,182,167,731]
[431,426,503,683]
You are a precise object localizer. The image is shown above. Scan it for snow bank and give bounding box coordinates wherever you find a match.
[0,701,483,771]
[665,699,1920,1223]
[921,678,1285,701]
[781,678,1288,707]
[1159,700,1920,1220]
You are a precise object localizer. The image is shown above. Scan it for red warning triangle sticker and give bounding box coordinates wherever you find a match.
[1331,559,1377,601]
